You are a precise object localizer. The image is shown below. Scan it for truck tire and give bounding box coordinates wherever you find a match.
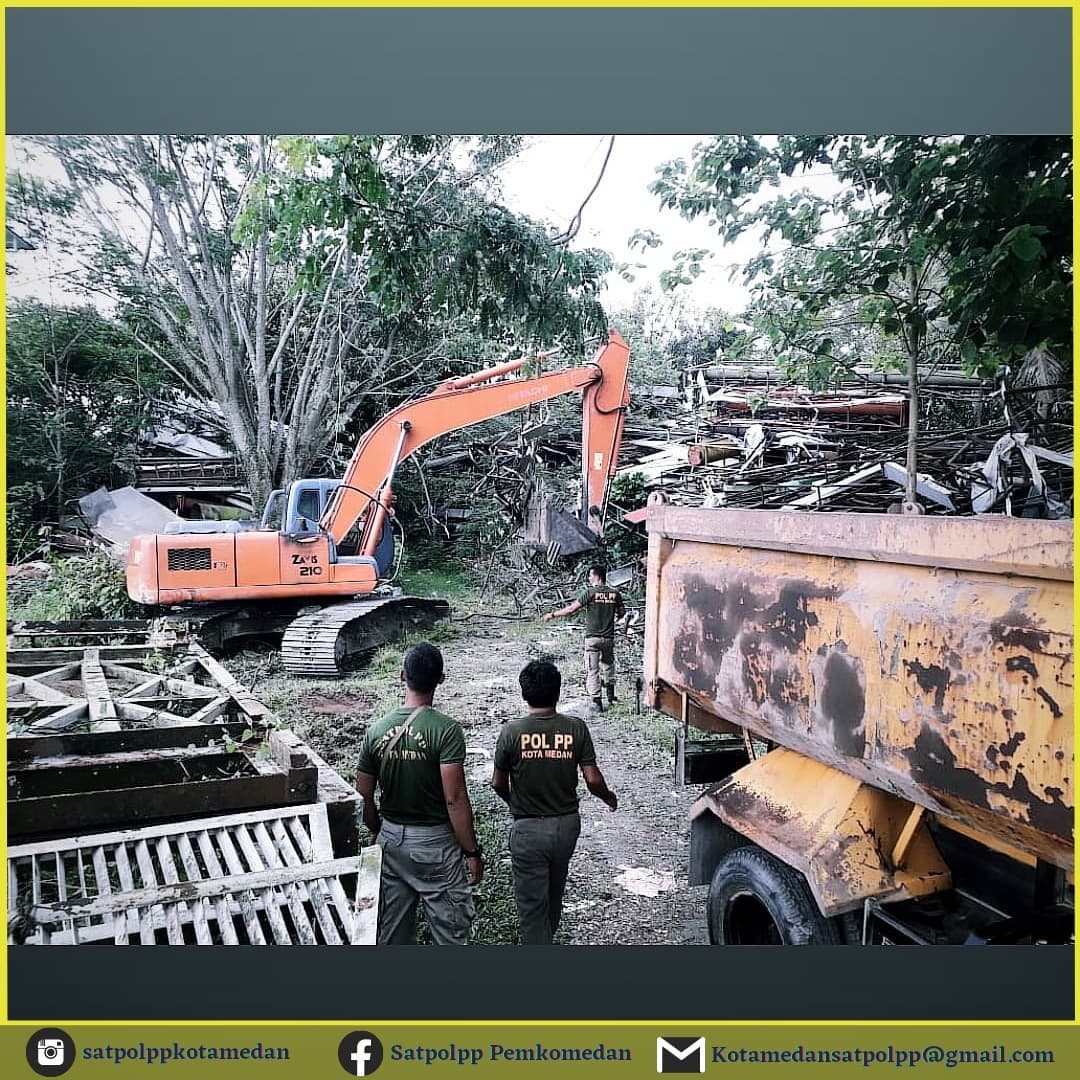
[707,845,843,945]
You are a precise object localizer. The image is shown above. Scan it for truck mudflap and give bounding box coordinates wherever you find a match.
[690,747,952,917]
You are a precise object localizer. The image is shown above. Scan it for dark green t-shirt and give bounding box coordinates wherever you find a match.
[577,585,625,638]
[356,705,466,826]
[494,710,598,819]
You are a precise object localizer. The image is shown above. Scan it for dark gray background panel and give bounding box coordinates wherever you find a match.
[5,8,1071,133]
[8,946,1074,1021]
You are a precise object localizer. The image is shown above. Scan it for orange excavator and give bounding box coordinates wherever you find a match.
[126,330,631,675]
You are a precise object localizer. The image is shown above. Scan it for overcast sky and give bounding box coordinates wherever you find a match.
[498,134,752,315]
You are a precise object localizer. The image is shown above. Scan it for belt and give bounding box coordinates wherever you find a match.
[512,810,580,821]
[381,819,453,831]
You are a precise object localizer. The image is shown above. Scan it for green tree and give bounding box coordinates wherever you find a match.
[258,136,610,346]
[5,302,164,559]
[609,287,741,387]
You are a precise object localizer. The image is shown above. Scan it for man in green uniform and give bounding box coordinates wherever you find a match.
[491,660,618,944]
[543,564,629,714]
[355,642,484,945]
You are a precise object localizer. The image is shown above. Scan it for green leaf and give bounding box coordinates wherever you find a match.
[1009,232,1044,262]
[628,228,662,252]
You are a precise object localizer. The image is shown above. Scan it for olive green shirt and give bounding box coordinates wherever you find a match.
[494,710,597,819]
[576,585,625,638]
[356,705,466,826]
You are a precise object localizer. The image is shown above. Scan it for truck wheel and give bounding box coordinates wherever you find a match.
[707,845,843,945]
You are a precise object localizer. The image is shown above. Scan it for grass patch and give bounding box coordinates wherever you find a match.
[468,782,518,944]
[399,564,475,604]
[225,612,475,761]
[224,646,394,777]
[9,554,136,621]
[606,698,676,756]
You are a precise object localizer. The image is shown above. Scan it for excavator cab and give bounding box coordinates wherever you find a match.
[261,478,393,572]
[260,479,337,533]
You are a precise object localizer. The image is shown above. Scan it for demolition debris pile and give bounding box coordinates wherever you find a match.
[20,351,1074,576]
[607,363,1073,520]
[402,360,1071,535]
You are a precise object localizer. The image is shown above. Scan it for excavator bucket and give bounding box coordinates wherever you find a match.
[545,506,599,557]
[522,497,598,558]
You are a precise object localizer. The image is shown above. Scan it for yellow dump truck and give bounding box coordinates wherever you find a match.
[644,499,1073,944]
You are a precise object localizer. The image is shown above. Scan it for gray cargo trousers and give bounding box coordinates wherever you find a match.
[376,821,475,945]
[509,811,582,944]
[584,635,616,701]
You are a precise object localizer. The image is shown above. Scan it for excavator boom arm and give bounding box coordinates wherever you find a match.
[321,330,631,549]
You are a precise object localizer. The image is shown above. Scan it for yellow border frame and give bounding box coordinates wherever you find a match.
[0,3,1076,1072]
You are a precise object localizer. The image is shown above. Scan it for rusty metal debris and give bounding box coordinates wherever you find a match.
[610,364,1072,521]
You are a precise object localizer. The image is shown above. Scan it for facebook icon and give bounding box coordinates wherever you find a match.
[337,1031,384,1076]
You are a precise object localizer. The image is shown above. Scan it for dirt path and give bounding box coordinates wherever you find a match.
[245,611,710,945]
[434,621,709,945]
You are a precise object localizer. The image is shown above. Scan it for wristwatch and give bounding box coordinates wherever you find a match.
[462,845,484,859]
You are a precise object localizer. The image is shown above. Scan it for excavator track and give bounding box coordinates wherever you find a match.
[280,595,452,677]
[151,602,304,654]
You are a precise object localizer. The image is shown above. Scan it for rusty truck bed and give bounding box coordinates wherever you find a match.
[644,505,1074,870]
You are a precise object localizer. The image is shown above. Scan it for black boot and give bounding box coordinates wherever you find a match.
[589,696,604,715]
[606,684,617,704]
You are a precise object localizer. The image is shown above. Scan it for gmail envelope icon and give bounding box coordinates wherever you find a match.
[657,1036,705,1073]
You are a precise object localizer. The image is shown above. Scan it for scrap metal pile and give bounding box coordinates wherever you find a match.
[51,354,1072,575]
[366,359,1071,599]
[609,365,1073,521]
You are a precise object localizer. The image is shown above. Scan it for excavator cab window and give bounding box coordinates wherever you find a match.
[261,490,285,530]
[276,483,325,535]
[296,488,321,525]
[337,519,362,557]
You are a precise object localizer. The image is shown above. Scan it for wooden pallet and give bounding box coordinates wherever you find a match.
[6,633,360,854]
[7,639,269,742]
[8,804,381,946]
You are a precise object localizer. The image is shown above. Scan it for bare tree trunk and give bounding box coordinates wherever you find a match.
[903,248,922,513]
[33,134,462,515]
[52,354,65,523]
[251,135,275,509]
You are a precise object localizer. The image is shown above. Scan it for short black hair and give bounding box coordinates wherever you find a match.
[519,660,561,709]
[588,564,607,582]
[403,642,444,694]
